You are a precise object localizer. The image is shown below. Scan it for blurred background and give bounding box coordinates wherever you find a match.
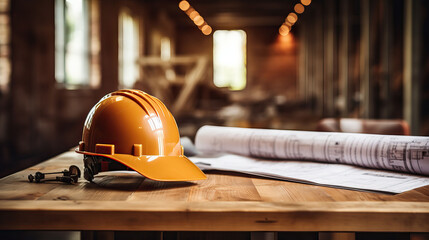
[0,0,428,177]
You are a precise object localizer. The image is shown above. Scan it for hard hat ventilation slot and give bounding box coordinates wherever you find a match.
[133,144,143,156]
[95,144,115,155]
[79,141,85,151]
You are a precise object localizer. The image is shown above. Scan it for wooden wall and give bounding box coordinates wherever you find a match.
[0,0,177,177]
[176,25,298,99]
[1,0,428,177]
[297,0,429,135]
[7,0,58,175]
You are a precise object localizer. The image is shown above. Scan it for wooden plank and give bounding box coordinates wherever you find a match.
[253,178,335,202]
[38,172,144,201]
[0,201,428,231]
[129,177,196,201]
[187,173,262,202]
[0,151,83,200]
[1,150,429,203]
[1,150,429,232]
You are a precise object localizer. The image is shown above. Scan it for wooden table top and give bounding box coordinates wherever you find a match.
[0,150,429,232]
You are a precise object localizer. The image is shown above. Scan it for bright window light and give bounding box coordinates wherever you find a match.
[213,30,247,90]
[55,0,89,86]
[160,37,171,60]
[118,9,140,88]
[0,0,11,92]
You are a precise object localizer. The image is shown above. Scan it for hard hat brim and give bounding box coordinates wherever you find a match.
[76,149,207,181]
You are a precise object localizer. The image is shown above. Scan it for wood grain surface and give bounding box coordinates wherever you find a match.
[0,150,429,231]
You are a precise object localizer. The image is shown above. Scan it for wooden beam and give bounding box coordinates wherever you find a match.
[339,0,350,117]
[359,0,373,119]
[1,201,429,231]
[324,0,335,117]
[315,0,324,116]
[298,19,307,102]
[403,0,422,135]
[380,0,393,119]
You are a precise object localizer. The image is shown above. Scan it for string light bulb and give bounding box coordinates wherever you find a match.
[178,0,190,11]
[189,11,199,20]
[201,25,212,35]
[194,16,205,26]
[294,3,305,14]
[179,0,213,36]
[279,0,310,36]
[280,24,290,32]
[287,13,298,24]
[301,0,311,6]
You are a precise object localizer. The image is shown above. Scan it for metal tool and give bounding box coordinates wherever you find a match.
[28,165,81,184]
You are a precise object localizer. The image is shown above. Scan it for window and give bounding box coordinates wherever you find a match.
[160,37,171,61]
[213,30,247,90]
[118,9,140,89]
[55,0,91,87]
[0,0,10,92]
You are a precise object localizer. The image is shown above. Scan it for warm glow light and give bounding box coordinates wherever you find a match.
[294,3,305,14]
[301,0,311,6]
[280,25,290,32]
[179,2,211,36]
[194,16,205,26]
[279,29,289,36]
[202,25,212,35]
[287,13,298,24]
[285,21,293,27]
[179,0,190,11]
[279,25,290,36]
[277,32,294,47]
[185,7,194,16]
[189,11,199,20]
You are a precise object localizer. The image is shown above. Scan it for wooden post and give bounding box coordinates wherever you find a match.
[324,0,335,117]
[380,0,392,119]
[298,17,307,102]
[403,0,422,135]
[339,0,350,117]
[360,0,373,119]
[315,0,324,116]
[305,9,316,110]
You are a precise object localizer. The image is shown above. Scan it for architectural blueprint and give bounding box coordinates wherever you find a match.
[191,126,429,192]
[190,153,429,193]
[195,126,429,175]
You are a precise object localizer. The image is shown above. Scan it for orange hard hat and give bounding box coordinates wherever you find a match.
[76,89,206,181]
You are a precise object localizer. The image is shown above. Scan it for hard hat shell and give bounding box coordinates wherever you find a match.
[76,89,206,181]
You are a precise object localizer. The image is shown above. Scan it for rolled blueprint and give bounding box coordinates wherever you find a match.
[195,125,429,176]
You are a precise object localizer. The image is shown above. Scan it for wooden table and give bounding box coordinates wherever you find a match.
[0,150,429,234]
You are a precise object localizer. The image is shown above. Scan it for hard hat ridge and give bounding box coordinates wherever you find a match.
[112,89,167,118]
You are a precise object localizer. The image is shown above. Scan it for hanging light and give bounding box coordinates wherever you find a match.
[279,25,290,36]
[201,25,212,35]
[179,1,213,36]
[194,16,205,26]
[287,13,298,24]
[301,0,311,6]
[278,0,310,36]
[189,11,199,20]
[294,3,305,14]
[179,1,190,11]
